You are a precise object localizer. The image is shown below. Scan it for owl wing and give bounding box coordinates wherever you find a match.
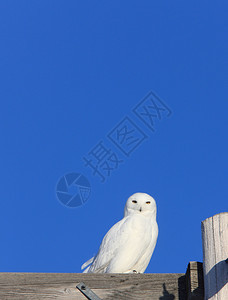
[85,214,151,273]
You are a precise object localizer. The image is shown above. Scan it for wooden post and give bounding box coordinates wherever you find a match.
[201,212,228,299]
[186,261,204,299]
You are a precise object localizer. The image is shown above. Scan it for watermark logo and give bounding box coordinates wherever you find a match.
[133,91,172,131]
[56,173,91,208]
[107,117,147,157]
[56,90,172,207]
[83,141,123,182]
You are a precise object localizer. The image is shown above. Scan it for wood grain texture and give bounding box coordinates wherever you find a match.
[201,212,228,300]
[0,272,186,300]
[186,262,204,300]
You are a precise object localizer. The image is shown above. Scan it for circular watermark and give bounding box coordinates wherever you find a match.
[56,172,91,208]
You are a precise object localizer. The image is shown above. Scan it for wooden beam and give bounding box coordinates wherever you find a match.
[0,261,206,299]
[0,272,186,299]
[201,212,228,299]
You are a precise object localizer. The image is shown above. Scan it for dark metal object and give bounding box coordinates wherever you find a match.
[76,282,102,300]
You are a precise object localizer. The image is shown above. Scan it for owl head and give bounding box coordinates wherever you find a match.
[124,192,157,218]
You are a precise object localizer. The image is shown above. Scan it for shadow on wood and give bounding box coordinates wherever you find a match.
[159,283,175,300]
[205,259,228,299]
[178,275,187,300]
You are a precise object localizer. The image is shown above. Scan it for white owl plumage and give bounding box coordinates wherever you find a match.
[81,192,158,273]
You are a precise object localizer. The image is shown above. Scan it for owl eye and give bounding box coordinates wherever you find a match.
[146,201,151,204]
[132,200,137,204]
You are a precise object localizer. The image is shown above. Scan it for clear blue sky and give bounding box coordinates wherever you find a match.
[1,1,227,273]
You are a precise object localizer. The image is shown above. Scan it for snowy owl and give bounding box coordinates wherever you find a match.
[81,192,158,273]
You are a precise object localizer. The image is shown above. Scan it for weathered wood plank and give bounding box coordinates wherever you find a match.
[186,262,204,299]
[0,273,186,300]
[201,212,228,300]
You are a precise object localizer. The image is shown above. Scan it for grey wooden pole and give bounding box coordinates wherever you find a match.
[201,212,228,300]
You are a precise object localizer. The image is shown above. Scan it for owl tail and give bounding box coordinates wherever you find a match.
[81,256,94,273]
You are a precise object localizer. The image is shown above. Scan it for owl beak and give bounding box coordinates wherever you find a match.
[139,207,142,212]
